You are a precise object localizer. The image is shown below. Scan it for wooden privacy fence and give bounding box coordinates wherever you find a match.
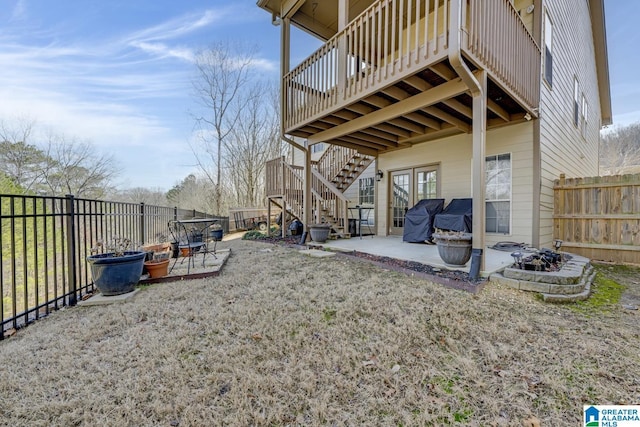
[554,173,640,264]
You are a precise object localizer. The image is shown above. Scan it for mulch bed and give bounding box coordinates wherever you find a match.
[250,234,486,293]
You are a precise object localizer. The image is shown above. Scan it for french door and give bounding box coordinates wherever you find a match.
[389,166,439,235]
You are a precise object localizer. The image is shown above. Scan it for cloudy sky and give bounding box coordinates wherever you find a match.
[0,0,636,191]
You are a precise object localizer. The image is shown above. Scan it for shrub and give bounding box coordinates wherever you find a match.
[242,230,267,240]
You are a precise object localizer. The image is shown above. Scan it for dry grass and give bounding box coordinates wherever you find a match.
[0,240,638,426]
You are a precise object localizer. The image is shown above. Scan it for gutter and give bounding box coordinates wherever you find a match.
[281,133,307,152]
[448,0,482,96]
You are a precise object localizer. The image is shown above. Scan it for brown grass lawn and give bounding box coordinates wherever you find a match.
[0,239,638,426]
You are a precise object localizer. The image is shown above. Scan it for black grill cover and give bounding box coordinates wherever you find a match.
[402,199,445,243]
[433,198,473,232]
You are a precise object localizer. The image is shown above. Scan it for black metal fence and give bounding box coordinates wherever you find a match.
[0,194,228,339]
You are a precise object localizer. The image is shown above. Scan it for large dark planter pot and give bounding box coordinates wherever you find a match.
[210,228,223,241]
[308,224,331,243]
[433,232,473,266]
[86,251,145,296]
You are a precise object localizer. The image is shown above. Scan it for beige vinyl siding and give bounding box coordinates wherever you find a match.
[377,122,534,247]
[342,162,376,206]
[289,138,324,167]
[538,0,602,247]
[289,142,375,215]
[291,145,303,166]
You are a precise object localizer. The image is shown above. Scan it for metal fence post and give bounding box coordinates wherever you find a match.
[65,194,77,306]
[140,202,145,245]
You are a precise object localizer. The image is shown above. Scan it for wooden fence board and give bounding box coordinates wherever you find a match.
[554,173,640,264]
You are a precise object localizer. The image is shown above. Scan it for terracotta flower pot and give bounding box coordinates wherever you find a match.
[143,258,170,279]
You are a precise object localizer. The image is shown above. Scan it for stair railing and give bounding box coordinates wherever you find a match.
[311,168,349,235]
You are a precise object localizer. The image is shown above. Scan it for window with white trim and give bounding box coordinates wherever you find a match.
[581,93,588,138]
[573,77,580,127]
[358,176,374,205]
[485,153,511,234]
[543,10,553,86]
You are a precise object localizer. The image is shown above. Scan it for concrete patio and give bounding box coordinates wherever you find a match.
[311,235,515,276]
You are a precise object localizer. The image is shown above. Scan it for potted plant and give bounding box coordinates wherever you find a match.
[86,237,146,296]
[209,222,223,241]
[143,253,170,279]
[308,223,331,243]
[432,230,473,266]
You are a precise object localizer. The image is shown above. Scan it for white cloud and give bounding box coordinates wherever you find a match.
[124,9,223,45]
[130,41,195,62]
[0,3,279,189]
[249,57,278,72]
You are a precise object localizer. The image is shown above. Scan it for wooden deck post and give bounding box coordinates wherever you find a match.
[471,70,487,272]
[304,143,312,237]
[337,0,349,97]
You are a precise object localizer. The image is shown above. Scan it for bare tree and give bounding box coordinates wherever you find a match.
[191,42,257,215]
[40,134,120,198]
[600,121,640,175]
[225,82,283,207]
[0,118,46,192]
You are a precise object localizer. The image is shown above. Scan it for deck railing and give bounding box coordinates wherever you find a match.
[316,145,364,182]
[283,0,539,132]
[285,0,450,131]
[266,156,348,232]
[265,157,285,198]
[0,194,228,339]
[463,0,540,110]
[311,169,349,230]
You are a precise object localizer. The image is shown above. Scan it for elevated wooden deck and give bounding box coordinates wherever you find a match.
[282,0,540,154]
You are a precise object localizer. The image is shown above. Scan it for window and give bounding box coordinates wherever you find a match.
[581,94,588,137]
[311,142,325,154]
[359,176,374,205]
[573,77,580,127]
[485,154,511,234]
[543,10,553,86]
[416,169,438,200]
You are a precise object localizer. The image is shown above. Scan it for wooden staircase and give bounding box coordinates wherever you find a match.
[265,146,374,238]
[316,146,374,192]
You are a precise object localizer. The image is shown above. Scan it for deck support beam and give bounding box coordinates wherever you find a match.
[281,16,311,238]
[471,70,487,273]
[450,0,486,274]
[308,77,468,144]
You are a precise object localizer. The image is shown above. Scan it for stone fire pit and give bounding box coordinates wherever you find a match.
[490,253,595,302]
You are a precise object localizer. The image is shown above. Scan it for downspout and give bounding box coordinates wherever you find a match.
[448,0,482,97]
[448,0,486,276]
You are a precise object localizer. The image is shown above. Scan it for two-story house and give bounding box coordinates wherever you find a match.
[260,0,611,270]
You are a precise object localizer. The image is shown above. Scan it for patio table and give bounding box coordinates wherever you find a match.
[168,218,221,274]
